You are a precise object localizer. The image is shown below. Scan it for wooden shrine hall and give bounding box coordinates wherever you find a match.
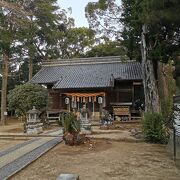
[31,56,144,121]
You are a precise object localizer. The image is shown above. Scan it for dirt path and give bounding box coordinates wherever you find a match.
[12,140,180,180]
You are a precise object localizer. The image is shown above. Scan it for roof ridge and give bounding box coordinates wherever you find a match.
[42,56,137,67]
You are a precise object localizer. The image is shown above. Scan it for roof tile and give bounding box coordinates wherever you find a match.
[31,57,142,89]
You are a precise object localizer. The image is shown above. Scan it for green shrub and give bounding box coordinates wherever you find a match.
[8,83,47,117]
[142,113,167,143]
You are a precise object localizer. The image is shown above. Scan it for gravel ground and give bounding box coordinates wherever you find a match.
[1,120,180,180]
[12,140,180,180]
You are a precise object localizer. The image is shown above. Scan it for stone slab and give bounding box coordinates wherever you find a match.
[57,174,79,180]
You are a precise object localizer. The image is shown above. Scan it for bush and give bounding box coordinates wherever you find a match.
[142,113,167,143]
[8,83,48,117]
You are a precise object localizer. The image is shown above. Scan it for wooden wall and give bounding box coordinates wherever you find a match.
[47,81,143,111]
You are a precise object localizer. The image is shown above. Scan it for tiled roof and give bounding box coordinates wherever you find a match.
[31,56,142,89]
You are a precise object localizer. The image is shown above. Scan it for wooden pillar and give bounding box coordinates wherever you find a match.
[77,101,80,111]
[132,83,134,106]
[47,91,53,110]
[59,93,63,109]
[103,94,106,107]
[92,99,95,117]
[99,103,103,119]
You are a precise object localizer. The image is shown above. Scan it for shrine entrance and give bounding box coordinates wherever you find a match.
[63,92,105,118]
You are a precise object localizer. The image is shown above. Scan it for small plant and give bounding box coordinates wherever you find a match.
[71,118,81,132]
[142,113,167,143]
[61,113,80,133]
[60,113,84,146]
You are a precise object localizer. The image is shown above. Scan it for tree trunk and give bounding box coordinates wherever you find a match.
[28,58,33,81]
[141,24,160,113]
[1,53,9,125]
[158,62,168,109]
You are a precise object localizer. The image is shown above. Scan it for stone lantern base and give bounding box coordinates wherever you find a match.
[26,124,43,135]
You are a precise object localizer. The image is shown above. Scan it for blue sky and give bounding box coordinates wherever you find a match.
[57,0,98,27]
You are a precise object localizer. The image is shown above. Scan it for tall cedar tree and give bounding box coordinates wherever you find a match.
[85,0,180,112]
[0,0,30,124]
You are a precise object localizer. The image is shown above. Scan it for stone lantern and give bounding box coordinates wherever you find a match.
[26,106,43,134]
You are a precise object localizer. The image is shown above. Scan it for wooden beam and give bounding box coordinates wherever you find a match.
[113,89,132,92]
[133,82,142,85]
